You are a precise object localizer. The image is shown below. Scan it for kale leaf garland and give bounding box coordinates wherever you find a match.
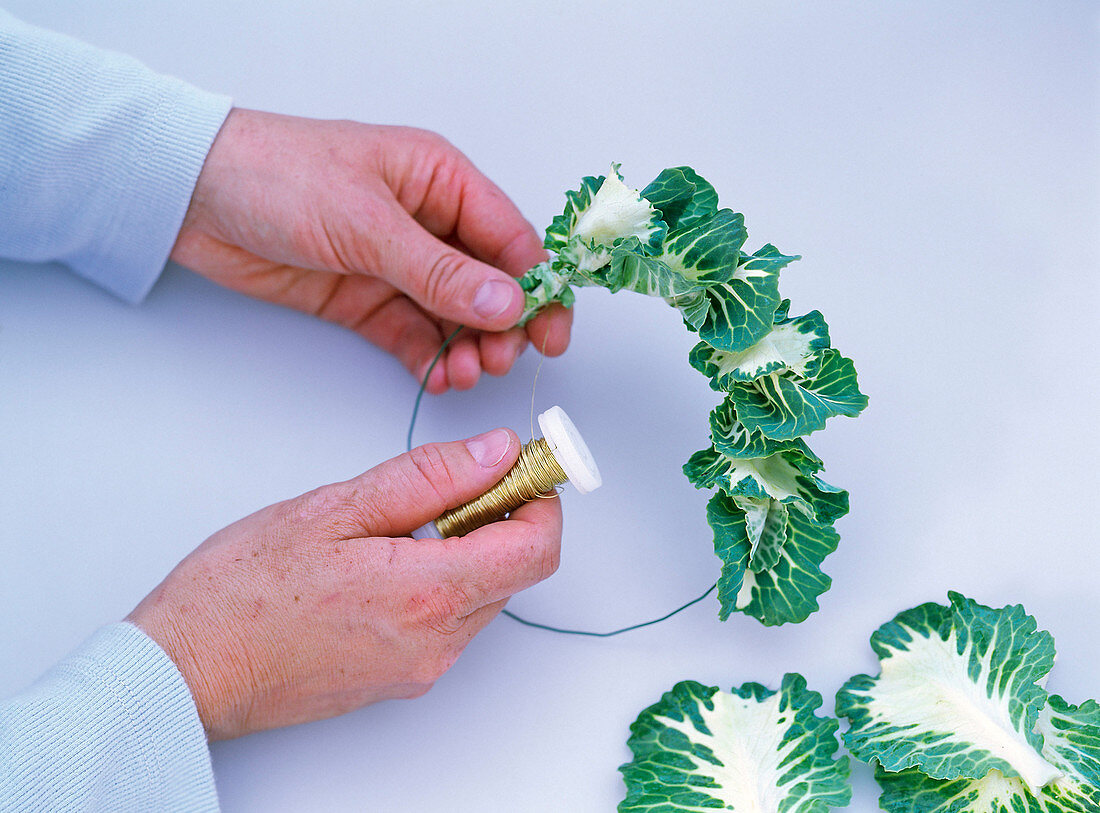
[518,166,867,625]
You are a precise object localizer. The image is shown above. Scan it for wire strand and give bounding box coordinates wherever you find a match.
[500,583,717,637]
[406,326,464,453]
[406,324,716,637]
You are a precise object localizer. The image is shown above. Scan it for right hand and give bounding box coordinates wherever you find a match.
[171,110,573,393]
[128,428,561,741]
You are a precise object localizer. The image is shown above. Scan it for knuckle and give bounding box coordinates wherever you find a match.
[288,486,349,523]
[344,195,392,271]
[280,485,358,534]
[404,584,465,634]
[410,651,458,686]
[401,126,451,155]
[534,540,562,583]
[283,482,388,541]
[492,226,537,272]
[405,444,456,502]
[423,250,470,310]
[434,649,461,679]
[402,681,434,700]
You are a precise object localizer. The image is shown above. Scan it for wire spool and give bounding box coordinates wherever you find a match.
[408,356,714,638]
[413,406,601,539]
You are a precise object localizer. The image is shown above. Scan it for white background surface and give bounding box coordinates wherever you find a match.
[2,2,1098,811]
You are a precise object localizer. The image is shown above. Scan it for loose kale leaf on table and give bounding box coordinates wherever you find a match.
[837,592,1100,812]
[619,674,851,812]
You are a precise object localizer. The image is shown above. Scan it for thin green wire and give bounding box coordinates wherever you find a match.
[501,583,717,638]
[406,325,718,637]
[406,326,464,453]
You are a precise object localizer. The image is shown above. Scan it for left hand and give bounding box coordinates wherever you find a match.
[129,428,563,740]
[171,108,572,393]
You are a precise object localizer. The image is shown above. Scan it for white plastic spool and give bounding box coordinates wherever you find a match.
[412,405,601,539]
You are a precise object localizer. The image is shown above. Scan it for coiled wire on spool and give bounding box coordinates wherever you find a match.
[434,437,567,537]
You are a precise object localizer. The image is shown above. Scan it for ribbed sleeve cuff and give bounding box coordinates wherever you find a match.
[76,85,233,303]
[0,623,218,812]
[0,10,232,303]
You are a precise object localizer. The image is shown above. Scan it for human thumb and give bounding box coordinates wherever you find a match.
[292,429,521,539]
[372,207,525,331]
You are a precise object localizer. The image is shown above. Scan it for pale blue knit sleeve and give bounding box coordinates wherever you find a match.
[0,9,232,301]
[0,623,219,812]
[1,12,226,808]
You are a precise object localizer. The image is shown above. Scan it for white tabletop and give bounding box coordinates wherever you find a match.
[2,2,1097,811]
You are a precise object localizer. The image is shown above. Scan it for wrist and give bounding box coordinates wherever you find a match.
[128,592,244,741]
[174,106,248,247]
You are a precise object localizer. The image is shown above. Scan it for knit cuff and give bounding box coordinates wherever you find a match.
[0,622,219,811]
[74,85,233,303]
[68,622,220,809]
[0,9,232,303]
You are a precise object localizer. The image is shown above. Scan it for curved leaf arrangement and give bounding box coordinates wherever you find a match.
[837,592,1100,812]
[518,166,867,625]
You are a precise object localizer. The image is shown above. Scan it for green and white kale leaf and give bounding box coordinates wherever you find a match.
[837,593,1100,812]
[619,674,851,812]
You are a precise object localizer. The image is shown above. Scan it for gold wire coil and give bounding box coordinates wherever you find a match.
[434,437,568,537]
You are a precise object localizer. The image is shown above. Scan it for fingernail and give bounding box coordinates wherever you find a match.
[473,280,518,320]
[466,428,511,468]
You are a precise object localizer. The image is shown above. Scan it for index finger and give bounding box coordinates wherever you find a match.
[405,143,572,352]
[437,494,563,613]
[454,178,548,278]
[406,143,547,278]
[450,170,573,355]
[524,302,573,358]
